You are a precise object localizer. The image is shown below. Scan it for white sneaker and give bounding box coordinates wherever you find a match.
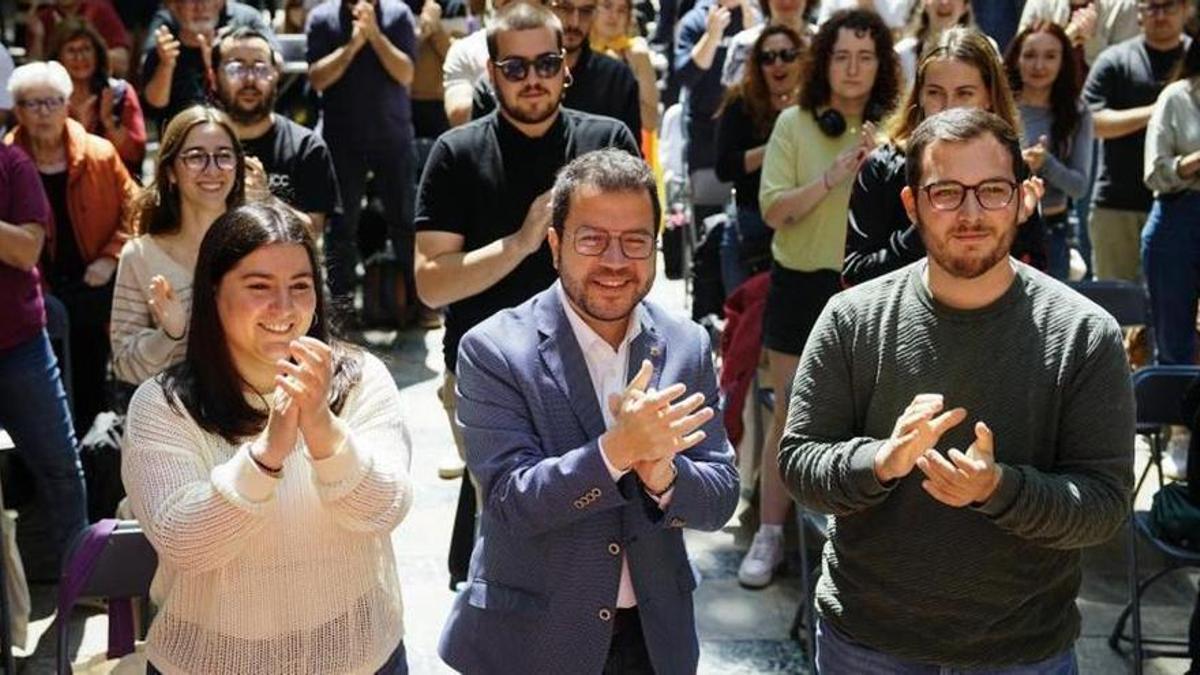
[738,528,784,589]
[1164,430,1190,480]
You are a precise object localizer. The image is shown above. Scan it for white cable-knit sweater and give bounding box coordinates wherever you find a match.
[122,353,413,675]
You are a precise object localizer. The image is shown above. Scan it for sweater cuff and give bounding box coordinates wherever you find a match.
[848,440,893,500]
[308,434,370,487]
[972,463,1023,518]
[212,443,282,506]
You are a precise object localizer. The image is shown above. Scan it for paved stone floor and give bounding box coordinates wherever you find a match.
[21,272,1198,674]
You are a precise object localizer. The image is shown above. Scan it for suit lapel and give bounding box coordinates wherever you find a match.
[626,308,664,392]
[536,288,607,440]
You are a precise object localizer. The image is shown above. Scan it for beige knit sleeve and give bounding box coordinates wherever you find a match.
[307,354,414,534]
[109,243,183,385]
[121,381,278,573]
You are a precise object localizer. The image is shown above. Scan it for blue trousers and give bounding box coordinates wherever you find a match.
[1142,192,1200,364]
[816,620,1078,674]
[0,330,88,560]
[719,205,771,298]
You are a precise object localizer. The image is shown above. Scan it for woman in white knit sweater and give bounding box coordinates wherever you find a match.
[122,202,414,674]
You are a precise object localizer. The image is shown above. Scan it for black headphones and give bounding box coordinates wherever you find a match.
[814,102,885,138]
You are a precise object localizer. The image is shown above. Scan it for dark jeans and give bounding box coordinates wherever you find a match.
[324,133,416,307]
[602,608,655,674]
[1142,192,1200,364]
[147,640,407,674]
[0,330,88,562]
[53,278,115,435]
[816,620,1077,674]
[719,205,771,298]
[1045,211,1071,281]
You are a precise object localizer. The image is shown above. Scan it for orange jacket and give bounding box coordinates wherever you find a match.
[6,118,136,264]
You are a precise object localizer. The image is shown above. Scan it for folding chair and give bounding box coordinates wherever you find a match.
[1108,365,1200,674]
[55,520,157,675]
[1068,279,1151,329]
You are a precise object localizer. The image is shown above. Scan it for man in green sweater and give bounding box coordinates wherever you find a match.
[780,107,1134,671]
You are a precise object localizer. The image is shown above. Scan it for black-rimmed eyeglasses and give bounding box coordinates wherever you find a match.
[178,149,238,173]
[920,179,1018,211]
[16,96,65,114]
[566,225,656,259]
[493,52,565,82]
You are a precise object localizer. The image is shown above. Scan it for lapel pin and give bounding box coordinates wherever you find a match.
[650,346,661,358]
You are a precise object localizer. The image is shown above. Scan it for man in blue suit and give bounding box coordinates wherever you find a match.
[438,149,740,674]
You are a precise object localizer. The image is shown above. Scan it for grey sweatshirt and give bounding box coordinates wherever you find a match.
[779,260,1134,667]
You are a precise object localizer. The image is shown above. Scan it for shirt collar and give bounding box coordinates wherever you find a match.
[555,280,643,355]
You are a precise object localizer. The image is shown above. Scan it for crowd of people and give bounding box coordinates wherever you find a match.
[0,0,1196,673]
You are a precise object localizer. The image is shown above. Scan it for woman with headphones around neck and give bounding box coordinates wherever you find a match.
[740,7,899,590]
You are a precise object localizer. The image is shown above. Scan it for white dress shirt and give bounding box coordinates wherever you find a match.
[555,282,674,609]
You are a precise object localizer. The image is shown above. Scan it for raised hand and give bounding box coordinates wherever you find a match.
[873,393,966,483]
[252,387,300,472]
[148,275,186,339]
[244,156,271,202]
[518,190,553,256]
[916,420,1001,507]
[154,25,181,70]
[274,337,335,441]
[704,5,731,38]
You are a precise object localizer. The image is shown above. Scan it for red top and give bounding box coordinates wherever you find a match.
[0,145,52,352]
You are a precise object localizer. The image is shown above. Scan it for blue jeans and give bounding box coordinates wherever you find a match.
[1045,211,1070,281]
[719,205,771,298]
[1141,192,1200,364]
[816,620,1078,674]
[0,330,87,560]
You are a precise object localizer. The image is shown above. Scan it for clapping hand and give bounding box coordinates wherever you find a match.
[916,421,1002,507]
[274,337,341,455]
[148,274,186,339]
[602,360,714,472]
[873,394,966,483]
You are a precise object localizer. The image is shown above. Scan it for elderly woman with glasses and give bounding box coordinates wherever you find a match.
[6,59,138,435]
[110,105,248,389]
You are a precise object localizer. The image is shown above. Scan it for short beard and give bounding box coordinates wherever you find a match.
[220,87,276,126]
[495,83,561,125]
[561,269,653,324]
[916,211,1017,280]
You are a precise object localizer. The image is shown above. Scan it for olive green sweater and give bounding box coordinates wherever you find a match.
[780,261,1135,667]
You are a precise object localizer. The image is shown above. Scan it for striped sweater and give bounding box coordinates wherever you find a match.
[109,235,191,385]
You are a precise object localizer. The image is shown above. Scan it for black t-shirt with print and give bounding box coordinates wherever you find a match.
[240,115,342,217]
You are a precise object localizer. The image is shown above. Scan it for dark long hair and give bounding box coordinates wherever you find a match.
[798,9,899,123]
[885,27,1019,146]
[162,202,362,443]
[48,17,109,94]
[1178,32,1200,80]
[1004,21,1081,159]
[718,25,804,138]
[136,105,247,236]
[905,0,973,62]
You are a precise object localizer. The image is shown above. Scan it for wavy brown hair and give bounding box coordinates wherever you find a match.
[884,27,1019,147]
[48,18,110,95]
[798,8,899,123]
[136,105,246,236]
[717,25,804,138]
[162,201,362,443]
[1004,21,1081,159]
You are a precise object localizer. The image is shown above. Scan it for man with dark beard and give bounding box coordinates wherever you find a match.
[414,2,639,591]
[471,0,643,142]
[438,148,738,675]
[778,108,1134,671]
[213,28,341,234]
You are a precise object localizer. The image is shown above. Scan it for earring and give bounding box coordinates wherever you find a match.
[563,70,574,88]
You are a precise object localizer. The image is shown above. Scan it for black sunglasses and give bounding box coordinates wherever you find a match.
[759,48,799,66]
[493,52,566,82]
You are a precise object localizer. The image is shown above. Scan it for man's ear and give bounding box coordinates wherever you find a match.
[900,185,918,224]
[547,226,561,270]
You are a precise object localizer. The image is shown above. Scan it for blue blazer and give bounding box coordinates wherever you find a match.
[438,285,740,675]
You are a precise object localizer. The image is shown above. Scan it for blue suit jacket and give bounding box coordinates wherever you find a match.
[438,285,740,674]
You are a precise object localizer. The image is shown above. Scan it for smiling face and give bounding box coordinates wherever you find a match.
[759,33,803,97]
[918,57,991,117]
[1017,30,1062,92]
[171,122,238,211]
[549,185,656,340]
[57,36,98,82]
[827,27,879,105]
[903,134,1025,279]
[216,242,317,383]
